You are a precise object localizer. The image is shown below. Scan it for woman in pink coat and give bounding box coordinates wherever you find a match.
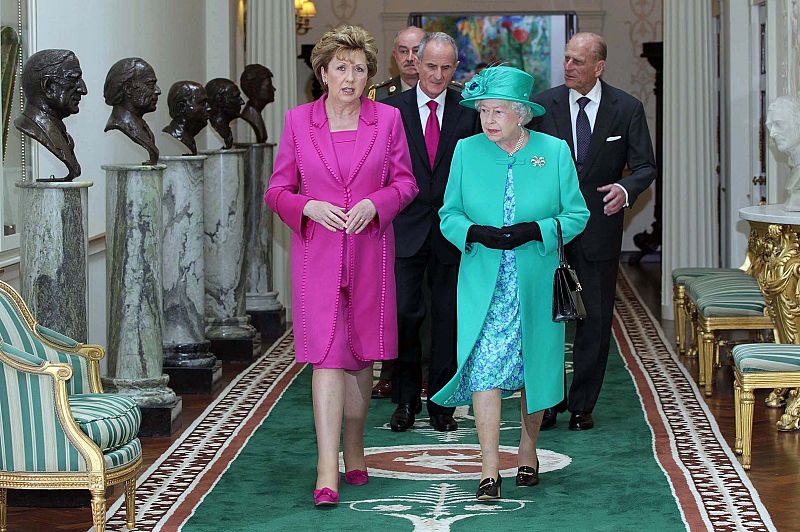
[265,25,418,507]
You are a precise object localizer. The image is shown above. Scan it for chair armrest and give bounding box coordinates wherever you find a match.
[35,324,79,348]
[1,341,47,367]
[0,343,105,473]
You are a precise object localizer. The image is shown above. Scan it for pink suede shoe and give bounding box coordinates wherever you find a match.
[313,487,339,507]
[344,469,369,486]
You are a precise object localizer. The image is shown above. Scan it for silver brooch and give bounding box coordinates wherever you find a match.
[531,156,546,167]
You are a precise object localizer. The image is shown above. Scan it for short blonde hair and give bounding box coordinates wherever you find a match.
[311,25,378,88]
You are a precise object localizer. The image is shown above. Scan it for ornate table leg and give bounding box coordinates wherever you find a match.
[777,388,800,431]
[766,387,788,407]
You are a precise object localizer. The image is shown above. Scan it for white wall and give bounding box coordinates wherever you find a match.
[12,0,240,348]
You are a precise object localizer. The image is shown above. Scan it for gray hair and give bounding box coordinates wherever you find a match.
[417,32,458,64]
[476,99,533,124]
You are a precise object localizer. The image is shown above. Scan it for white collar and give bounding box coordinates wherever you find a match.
[416,83,447,109]
[569,79,602,106]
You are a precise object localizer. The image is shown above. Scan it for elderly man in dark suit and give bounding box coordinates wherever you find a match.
[383,32,479,432]
[530,32,656,431]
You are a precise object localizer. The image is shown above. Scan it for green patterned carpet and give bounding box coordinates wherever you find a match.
[184,334,684,532]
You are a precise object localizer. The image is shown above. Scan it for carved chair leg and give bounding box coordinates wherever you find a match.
[740,387,755,470]
[125,478,136,530]
[673,285,686,355]
[0,487,7,532]
[91,489,106,532]
[702,330,716,397]
[733,379,743,454]
[697,324,706,387]
[688,307,699,359]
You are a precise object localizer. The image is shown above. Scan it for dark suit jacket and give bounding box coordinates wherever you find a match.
[383,87,479,263]
[529,81,656,261]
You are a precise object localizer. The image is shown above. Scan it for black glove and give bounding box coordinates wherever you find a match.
[497,222,542,249]
[466,225,510,249]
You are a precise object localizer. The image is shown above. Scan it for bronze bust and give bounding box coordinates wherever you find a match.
[206,78,244,149]
[14,49,87,181]
[162,81,210,156]
[239,64,275,143]
[103,58,161,164]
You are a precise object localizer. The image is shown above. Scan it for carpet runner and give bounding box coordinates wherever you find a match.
[99,270,774,531]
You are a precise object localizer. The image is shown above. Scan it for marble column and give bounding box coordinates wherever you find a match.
[160,156,216,370]
[102,164,179,416]
[201,149,257,348]
[661,1,719,319]
[236,142,282,312]
[16,181,91,342]
[246,0,297,319]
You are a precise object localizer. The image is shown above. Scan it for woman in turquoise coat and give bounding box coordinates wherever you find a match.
[430,66,589,501]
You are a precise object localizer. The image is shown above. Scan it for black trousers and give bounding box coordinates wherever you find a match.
[565,245,619,413]
[393,239,457,417]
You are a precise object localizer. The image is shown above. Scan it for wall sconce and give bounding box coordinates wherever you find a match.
[295,0,316,35]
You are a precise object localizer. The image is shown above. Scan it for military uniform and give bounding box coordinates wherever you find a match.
[368,76,464,102]
[368,76,404,101]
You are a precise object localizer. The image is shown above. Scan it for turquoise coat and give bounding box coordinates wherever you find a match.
[430,131,589,414]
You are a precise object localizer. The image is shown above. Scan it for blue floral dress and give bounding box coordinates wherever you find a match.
[445,164,524,404]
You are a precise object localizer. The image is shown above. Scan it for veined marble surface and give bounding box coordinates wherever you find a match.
[161,156,207,347]
[17,181,91,342]
[237,143,282,312]
[201,149,256,339]
[104,165,170,400]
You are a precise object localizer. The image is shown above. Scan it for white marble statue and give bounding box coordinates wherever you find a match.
[766,95,800,210]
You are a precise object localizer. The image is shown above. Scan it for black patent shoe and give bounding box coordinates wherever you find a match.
[515,465,539,487]
[476,475,502,501]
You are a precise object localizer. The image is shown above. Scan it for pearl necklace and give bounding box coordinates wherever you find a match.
[505,127,527,157]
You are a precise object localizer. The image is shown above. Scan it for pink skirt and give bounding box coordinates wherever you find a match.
[312,282,372,371]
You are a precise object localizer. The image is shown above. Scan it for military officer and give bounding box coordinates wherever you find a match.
[368,26,425,101]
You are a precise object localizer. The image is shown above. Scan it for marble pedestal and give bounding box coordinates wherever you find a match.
[236,142,286,347]
[201,149,258,361]
[16,180,91,342]
[160,156,221,394]
[102,164,181,436]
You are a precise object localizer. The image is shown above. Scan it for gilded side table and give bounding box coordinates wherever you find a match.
[740,205,800,430]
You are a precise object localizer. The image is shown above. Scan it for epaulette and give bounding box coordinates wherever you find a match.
[367,77,395,101]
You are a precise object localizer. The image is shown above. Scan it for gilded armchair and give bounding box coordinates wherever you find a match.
[0,280,141,532]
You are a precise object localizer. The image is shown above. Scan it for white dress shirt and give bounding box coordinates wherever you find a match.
[416,83,447,135]
[569,79,628,206]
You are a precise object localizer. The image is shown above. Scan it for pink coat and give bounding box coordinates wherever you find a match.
[265,95,418,363]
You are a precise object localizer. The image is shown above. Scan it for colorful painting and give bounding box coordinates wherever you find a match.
[417,14,570,94]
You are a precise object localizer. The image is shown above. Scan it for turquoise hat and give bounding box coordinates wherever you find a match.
[459,65,545,117]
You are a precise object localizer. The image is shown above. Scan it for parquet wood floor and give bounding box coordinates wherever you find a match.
[6,262,798,531]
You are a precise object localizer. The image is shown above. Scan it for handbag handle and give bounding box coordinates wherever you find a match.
[556,219,567,267]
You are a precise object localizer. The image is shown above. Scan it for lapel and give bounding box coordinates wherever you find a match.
[581,81,618,176]
[346,96,378,184]
[550,86,575,159]
[433,89,460,172]
[399,88,428,168]
[309,95,342,184]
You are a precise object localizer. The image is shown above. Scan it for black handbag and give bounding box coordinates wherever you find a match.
[552,219,586,322]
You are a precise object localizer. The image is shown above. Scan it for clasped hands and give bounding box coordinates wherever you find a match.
[303,199,376,234]
[467,222,542,250]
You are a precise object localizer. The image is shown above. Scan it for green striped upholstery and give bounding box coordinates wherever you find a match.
[733,344,800,373]
[685,274,761,302]
[0,346,86,473]
[0,295,90,395]
[696,292,767,317]
[672,267,746,285]
[103,437,141,469]
[69,394,141,451]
